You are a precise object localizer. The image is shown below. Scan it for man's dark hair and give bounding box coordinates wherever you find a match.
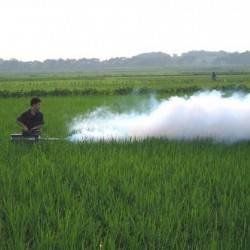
[30,97,42,106]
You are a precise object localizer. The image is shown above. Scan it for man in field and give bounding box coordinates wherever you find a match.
[16,97,44,136]
[212,72,217,81]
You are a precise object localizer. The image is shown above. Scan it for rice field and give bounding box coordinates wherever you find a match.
[0,74,249,249]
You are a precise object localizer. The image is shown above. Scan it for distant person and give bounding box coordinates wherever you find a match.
[16,97,44,136]
[212,72,217,81]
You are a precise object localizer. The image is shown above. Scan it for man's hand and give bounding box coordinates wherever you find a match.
[23,125,29,131]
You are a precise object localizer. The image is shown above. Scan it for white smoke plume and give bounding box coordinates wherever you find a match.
[68,91,250,142]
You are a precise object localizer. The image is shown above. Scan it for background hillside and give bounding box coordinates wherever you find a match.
[1,51,250,73]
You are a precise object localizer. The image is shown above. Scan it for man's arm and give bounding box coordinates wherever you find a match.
[16,120,29,131]
[30,124,43,131]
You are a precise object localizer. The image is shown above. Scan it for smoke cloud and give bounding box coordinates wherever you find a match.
[68,91,250,142]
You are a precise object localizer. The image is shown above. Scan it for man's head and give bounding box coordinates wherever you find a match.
[30,97,42,111]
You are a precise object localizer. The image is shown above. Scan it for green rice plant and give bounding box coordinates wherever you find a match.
[1,138,249,249]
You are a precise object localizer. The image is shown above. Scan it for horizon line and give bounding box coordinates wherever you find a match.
[1,49,250,63]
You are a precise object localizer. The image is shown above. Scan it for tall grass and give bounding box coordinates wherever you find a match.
[0,139,249,249]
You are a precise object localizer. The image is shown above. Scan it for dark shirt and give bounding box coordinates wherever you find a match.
[17,109,44,130]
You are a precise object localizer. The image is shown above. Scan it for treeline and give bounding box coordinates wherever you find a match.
[1,84,249,98]
[1,51,250,73]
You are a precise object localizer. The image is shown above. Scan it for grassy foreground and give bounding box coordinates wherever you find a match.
[0,139,249,249]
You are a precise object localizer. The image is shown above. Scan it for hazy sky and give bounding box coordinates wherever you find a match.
[0,0,249,61]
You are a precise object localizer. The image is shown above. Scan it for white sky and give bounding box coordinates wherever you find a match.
[0,0,249,61]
